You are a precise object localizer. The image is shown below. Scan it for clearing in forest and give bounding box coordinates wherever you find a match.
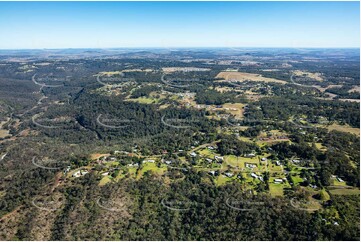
[216,71,286,84]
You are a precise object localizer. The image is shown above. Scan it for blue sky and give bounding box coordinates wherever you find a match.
[0,1,359,49]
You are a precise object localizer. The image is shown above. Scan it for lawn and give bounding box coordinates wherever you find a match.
[291,175,304,185]
[269,179,291,197]
[224,155,244,169]
[198,148,215,158]
[268,163,283,173]
[137,162,167,179]
[269,183,285,197]
[330,178,347,187]
[215,175,234,186]
[99,176,112,186]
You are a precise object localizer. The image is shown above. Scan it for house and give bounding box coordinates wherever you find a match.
[276,161,281,166]
[114,150,128,154]
[164,160,172,165]
[190,152,197,157]
[209,171,216,176]
[215,156,224,161]
[245,153,255,158]
[225,172,233,178]
[261,157,267,161]
[251,173,258,179]
[64,166,71,174]
[101,172,109,176]
[143,159,155,164]
[246,163,257,169]
[207,146,215,150]
[274,178,283,183]
[205,158,213,163]
[73,170,89,178]
[337,177,344,182]
[292,159,300,163]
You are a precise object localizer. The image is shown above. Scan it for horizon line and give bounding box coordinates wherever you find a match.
[0,46,360,51]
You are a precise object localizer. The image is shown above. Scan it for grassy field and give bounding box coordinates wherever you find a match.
[328,188,360,195]
[224,155,244,169]
[269,183,286,197]
[137,162,167,179]
[0,120,10,138]
[293,70,324,82]
[331,178,347,187]
[99,176,112,186]
[89,153,110,160]
[325,123,360,136]
[314,142,327,151]
[221,103,245,119]
[291,175,304,185]
[0,129,9,138]
[216,71,287,84]
[215,175,234,186]
[269,177,291,197]
[238,136,253,143]
[268,163,283,173]
[198,148,215,158]
[126,97,160,104]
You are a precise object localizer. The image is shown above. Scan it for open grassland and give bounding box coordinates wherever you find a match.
[98,71,123,76]
[162,67,211,73]
[325,123,360,136]
[216,71,287,84]
[348,86,360,93]
[98,69,154,76]
[292,70,324,81]
[90,153,110,160]
[0,129,9,138]
[222,103,245,118]
[0,120,10,138]
[339,98,360,103]
[126,97,161,104]
[329,188,360,195]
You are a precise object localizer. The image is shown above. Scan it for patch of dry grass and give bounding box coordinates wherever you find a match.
[216,71,286,84]
[326,123,360,136]
[293,70,324,82]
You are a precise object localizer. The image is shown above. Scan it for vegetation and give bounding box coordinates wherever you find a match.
[0,48,359,240]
